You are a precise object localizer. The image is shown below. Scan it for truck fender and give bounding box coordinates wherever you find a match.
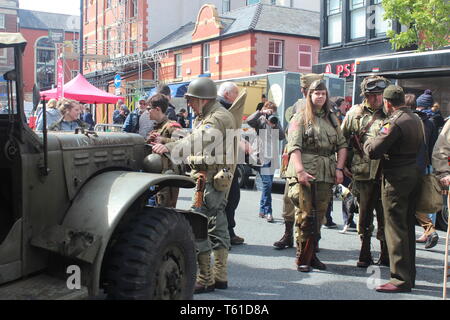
[31,171,198,296]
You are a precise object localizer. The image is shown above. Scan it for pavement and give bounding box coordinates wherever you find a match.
[177,186,448,300]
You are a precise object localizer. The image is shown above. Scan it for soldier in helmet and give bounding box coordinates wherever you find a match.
[285,80,347,272]
[145,93,182,208]
[341,76,390,268]
[364,85,423,293]
[152,77,236,294]
[275,73,324,250]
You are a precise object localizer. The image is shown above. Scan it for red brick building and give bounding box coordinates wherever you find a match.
[153,4,320,83]
[18,9,80,103]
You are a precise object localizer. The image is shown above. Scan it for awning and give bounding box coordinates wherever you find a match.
[147,82,190,98]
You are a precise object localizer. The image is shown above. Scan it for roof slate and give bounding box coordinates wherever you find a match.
[18,9,80,32]
[150,3,319,52]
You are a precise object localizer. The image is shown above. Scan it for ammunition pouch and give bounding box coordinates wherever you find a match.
[213,169,233,192]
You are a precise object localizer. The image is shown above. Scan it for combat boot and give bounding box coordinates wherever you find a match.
[356,236,373,268]
[194,251,215,294]
[311,252,326,270]
[376,240,390,267]
[296,240,315,273]
[213,248,229,290]
[273,221,294,249]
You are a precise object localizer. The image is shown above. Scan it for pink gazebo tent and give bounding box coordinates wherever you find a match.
[40,74,123,104]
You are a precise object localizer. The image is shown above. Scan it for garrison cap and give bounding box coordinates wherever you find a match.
[309,79,327,91]
[383,85,405,101]
[301,73,324,88]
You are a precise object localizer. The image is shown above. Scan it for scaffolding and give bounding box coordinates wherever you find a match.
[81,0,168,100]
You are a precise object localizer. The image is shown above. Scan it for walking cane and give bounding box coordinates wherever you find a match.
[443,185,450,300]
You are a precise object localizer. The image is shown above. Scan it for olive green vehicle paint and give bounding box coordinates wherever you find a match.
[0,33,206,299]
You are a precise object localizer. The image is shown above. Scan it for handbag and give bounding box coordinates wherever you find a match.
[416,173,443,214]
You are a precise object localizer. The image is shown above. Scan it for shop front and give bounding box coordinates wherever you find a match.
[354,49,450,116]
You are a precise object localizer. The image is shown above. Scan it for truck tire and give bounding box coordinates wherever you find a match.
[237,164,250,189]
[102,207,196,300]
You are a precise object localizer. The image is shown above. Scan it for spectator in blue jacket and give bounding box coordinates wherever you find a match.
[157,84,177,121]
[113,99,129,124]
[81,104,95,130]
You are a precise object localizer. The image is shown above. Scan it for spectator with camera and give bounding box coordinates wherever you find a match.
[247,101,285,222]
[113,99,129,124]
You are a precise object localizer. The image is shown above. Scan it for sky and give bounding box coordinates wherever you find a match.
[19,0,81,16]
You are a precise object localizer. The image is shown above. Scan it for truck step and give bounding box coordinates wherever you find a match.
[0,274,88,300]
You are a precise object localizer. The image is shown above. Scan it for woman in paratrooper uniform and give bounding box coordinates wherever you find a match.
[285,80,347,272]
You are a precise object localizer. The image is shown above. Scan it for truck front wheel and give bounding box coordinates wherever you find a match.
[102,207,196,300]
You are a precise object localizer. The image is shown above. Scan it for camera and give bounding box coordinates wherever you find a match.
[267,114,278,125]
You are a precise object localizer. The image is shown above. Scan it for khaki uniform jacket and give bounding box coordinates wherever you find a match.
[432,119,450,179]
[165,100,236,180]
[285,106,347,184]
[341,102,386,180]
[147,116,181,145]
[364,108,423,168]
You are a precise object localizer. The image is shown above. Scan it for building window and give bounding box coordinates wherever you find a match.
[105,0,112,9]
[71,70,78,79]
[350,0,366,40]
[0,48,6,59]
[105,28,112,55]
[246,0,260,5]
[327,0,342,45]
[202,43,210,74]
[374,0,389,36]
[0,14,5,29]
[84,36,88,54]
[84,0,89,23]
[298,44,312,69]
[270,0,276,5]
[223,0,231,13]
[35,37,56,90]
[175,54,182,78]
[131,0,138,17]
[269,39,283,68]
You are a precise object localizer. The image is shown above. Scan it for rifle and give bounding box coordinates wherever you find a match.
[351,133,365,158]
[193,171,207,209]
[351,110,381,158]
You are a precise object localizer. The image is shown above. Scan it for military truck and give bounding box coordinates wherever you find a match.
[0,33,207,300]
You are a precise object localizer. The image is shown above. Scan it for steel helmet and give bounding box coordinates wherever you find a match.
[360,76,390,96]
[185,78,217,100]
[142,153,163,173]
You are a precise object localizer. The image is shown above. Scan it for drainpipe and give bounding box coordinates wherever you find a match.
[79,0,84,75]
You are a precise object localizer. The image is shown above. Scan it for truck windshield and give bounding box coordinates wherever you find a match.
[0,47,18,115]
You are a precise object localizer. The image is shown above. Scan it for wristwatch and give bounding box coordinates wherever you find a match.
[336,167,344,172]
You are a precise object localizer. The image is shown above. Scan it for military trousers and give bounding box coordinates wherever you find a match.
[157,187,179,208]
[282,180,296,223]
[415,212,436,236]
[287,178,332,245]
[381,166,420,290]
[353,180,385,240]
[191,182,230,254]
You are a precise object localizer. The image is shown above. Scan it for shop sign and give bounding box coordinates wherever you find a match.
[324,62,356,78]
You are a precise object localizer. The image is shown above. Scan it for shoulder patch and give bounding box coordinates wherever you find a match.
[380,123,390,134]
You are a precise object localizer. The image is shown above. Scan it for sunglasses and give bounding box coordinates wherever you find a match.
[366,80,387,91]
